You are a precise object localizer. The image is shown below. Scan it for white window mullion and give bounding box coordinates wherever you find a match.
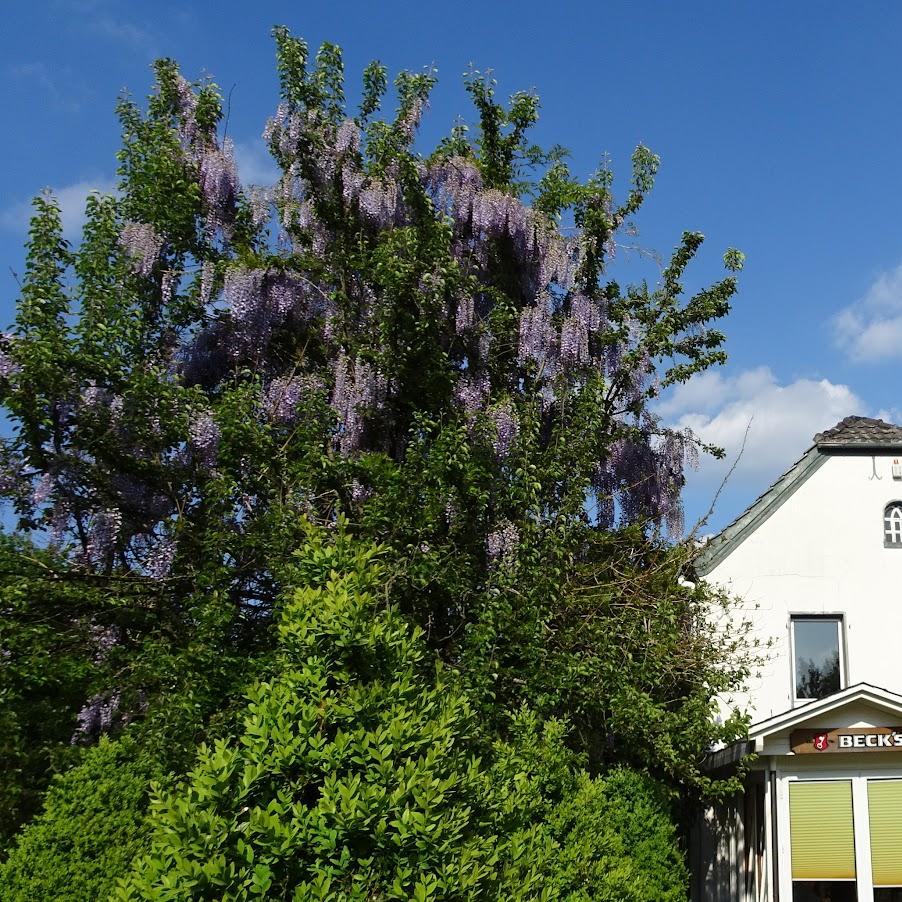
[853,774,875,902]
[884,503,902,545]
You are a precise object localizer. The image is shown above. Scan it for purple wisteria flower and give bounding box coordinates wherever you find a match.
[454,370,490,422]
[486,520,519,564]
[81,382,109,409]
[560,315,590,369]
[199,260,217,307]
[0,333,19,379]
[145,535,176,580]
[350,479,372,504]
[424,156,484,225]
[330,353,389,454]
[569,293,602,332]
[119,222,164,277]
[262,375,309,425]
[199,138,239,229]
[248,186,272,229]
[31,473,55,506]
[86,508,123,566]
[518,301,557,375]
[0,452,31,498]
[455,295,475,334]
[173,73,200,147]
[398,95,426,143]
[489,402,519,459]
[161,270,177,307]
[87,622,121,663]
[111,474,172,524]
[357,178,402,228]
[71,691,121,744]
[335,118,360,156]
[188,410,221,469]
[48,500,71,548]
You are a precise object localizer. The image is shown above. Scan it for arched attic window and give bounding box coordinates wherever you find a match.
[884,502,902,547]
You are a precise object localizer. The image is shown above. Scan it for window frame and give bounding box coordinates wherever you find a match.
[883,501,902,549]
[789,614,846,706]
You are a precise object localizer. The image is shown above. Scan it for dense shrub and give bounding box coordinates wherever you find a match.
[117,527,500,900]
[0,735,156,901]
[490,713,688,901]
[115,527,690,901]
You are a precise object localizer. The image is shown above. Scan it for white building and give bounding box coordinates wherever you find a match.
[691,416,902,902]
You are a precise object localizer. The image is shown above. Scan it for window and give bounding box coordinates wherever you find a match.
[790,780,857,901]
[884,502,902,547]
[792,617,843,702]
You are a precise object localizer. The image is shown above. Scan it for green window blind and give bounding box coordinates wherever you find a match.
[869,779,902,887]
[790,781,856,881]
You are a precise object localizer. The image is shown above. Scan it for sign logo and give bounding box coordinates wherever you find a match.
[791,727,902,754]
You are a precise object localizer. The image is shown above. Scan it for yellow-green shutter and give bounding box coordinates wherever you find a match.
[869,779,902,886]
[790,781,856,881]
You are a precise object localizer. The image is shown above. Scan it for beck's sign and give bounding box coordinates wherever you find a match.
[791,727,902,754]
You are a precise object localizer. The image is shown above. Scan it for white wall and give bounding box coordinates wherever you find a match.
[705,451,902,725]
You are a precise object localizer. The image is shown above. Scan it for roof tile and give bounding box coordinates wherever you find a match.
[814,416,902,447]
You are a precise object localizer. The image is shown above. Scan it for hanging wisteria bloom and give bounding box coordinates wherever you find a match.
[334,118,360,156]
[161,270,178,307]
[486,520,520,564]
[31,472,55,507]
[87,622,122,663]
[262,374,313,425]
[199,137,239,229]
[454,370,490,422]
[248,186,272,229]
[145,535,177,580]
[85,508,123,567]
[173,72,200,147]
[330,353,389,454]
[518,300,557,375]
[349,479,372,504]
[71,691,122,744]
[81,382,109,409]
[455,295,475,334]
[199,260,217,307]
[559,314,590,370]
[489,401,519,459]
[0,333,19,379]
[119,221,164,277]
[398,95,427,144]
[188,409,221,469]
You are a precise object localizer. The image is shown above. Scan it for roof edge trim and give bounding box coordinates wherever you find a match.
[694,446,826,576]
[749,683,902,740]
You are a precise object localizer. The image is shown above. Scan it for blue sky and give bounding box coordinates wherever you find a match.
[3,0,902,532]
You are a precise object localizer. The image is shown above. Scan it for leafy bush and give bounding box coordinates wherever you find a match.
[491,713,688,902]
[116,528,689,901]
[117,527,499,900]
[0,735,156,901]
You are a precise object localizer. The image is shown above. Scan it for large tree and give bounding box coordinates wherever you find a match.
[0,27,753,883]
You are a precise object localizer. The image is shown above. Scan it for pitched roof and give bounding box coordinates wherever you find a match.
[814,415,902,449]
[693,415,902,576]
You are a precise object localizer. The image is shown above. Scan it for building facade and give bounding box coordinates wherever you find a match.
[691,416,902,902]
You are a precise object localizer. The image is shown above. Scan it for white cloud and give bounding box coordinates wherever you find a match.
[232,140,280,188]
[833,261,902,361]
[660,367,865,522]
[1,179,118,239]
[877,407,902,426]
[59,0,157,56]
[9,62,85,113]
[85,15,157,56]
